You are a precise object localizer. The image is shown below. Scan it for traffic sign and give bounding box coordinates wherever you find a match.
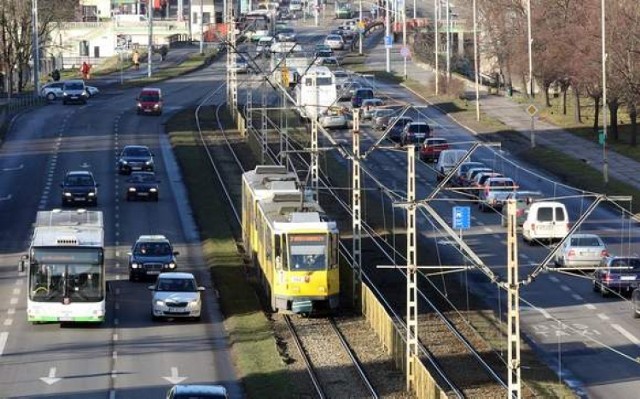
[598,129,606,145]
[526,104,538,117]
[452,206,471,230]
[400,46,410,58]
[384,35,393,49]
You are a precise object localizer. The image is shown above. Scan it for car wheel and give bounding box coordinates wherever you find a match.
[153,195,159,202]
[129,273,135,282]
[592,280,599,292]
[151,314,160,321]
[600,283,610,297]
[634,307,640,319]
[192,316,201,322]
[63,100,67,105]
[46,93,56,101]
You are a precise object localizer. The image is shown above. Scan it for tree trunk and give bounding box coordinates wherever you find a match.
[609,99,619,141]
[562,87,568,115]
[593,95,600,133]
[631,104,638,147]
[544,82,551,107]
[573,87,582,124]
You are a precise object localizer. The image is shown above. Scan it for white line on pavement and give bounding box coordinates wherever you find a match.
[572,294,583,301]
[597,313,609,320]
[585,304,597,310]
[560,285,571,292]
[538,308,553,319]
[549,276,560,283]
[0,332,8,356]
[612,324,640,346]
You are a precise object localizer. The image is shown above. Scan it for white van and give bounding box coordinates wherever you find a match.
[289,0,303,11]
[522,201,569,244]
[435,149,468,181]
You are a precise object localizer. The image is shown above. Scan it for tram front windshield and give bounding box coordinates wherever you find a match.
[289,234,327,271]
[29,248,104,302]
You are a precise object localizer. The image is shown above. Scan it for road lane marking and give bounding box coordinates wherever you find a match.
[7,308,15,315]
[40,367,61,385]
[537,308,553,319]
[549,276,560,283]
[585,304,597,310]
[572,294,583,301]
[12,288,20,295]
[612,324,640,346]
[3,319,12,326]
[0,332,7,356]
[113,334,118,341]
[109,390,115,399]
[560,285,571,292]
[112,351,117,360]
[597,313,609,320]
[9,298,17,305]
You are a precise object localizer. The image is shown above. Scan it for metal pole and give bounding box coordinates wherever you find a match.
[527,0,533,97]
[434,0,439,95]
[530,116,535,148]
[120,51,123,84]
[506,199,522,398]
[385,0,390,73]
[406,144,418,391]
[315,0,319,26]
[200,0,204,54]
[352,109,362,309]
[413,0,416,19]
[148,0,153,77]
[601,0,609,184]
[32,0,40,97]
[402,1,407,80]
[473,0,479,121]
[359,0,363,55]
[446,0,450,81]
[178,0,184,21]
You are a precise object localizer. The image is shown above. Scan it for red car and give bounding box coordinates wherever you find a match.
[136,87,163,115]
[419,138,449,162]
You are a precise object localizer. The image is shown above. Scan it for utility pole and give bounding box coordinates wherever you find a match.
[359,0,363,55]
[434,0,439,95]
[148,0,153,77]
[310,75,319,201]
[228,2,238,117]
[601,0,609,184]
[352,109,362,309]
[527,0,533,97]
[446,0,450,81]
[32,0,40,97]
[506,199,522,398]
[473,0,480,121]
[261,81,268,164]
[385,0,390,73]
[406,144,418,391]
[200,0,204,54]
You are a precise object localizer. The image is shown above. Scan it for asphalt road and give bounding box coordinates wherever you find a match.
[0,55,240,398]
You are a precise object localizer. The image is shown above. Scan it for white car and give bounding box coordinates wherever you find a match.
[554,233,608,269]
[86,85,99,97]
[319,108,351,129]
[41,82,64,101]
[149,272,204,321]
[324,34,345,50]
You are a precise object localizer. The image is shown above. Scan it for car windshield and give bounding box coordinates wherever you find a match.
[156,278,196,292]
[65,83,84,90]
[123,147,150,157]
[140,94,159,101]
[427,139,447,146]
[570,236,602,247]
[130,173,155,183]
[610,258,640,269]
[65,175,94,186]
[327,35,341,41]
[135,242,172,256]
[409,124,430,134]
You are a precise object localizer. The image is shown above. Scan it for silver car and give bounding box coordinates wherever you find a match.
[149,272,204,321]
[41,82,64,101]
[554,233,608,269]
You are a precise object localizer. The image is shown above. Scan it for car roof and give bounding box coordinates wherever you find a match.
[136,234,169,242]
[123,145,151,150]
[424,137,447,143]
[158,272,195,280]
[408,121,428,126]
[568,233,602,239]
[66,170,93,177]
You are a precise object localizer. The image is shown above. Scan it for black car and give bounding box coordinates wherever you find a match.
[117,145,155,175]
[126,172,160,201]
[128,235,179,281]
[593,256,640,297]
[60,171,99,206]
[387,116,414,142]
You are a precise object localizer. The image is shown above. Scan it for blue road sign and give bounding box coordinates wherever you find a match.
[452,206,471,230]
[384,35,393,49]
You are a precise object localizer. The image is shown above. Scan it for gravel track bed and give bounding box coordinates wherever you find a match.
[287,316,374,398]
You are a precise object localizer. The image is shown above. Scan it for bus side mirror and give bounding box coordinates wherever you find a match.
[18,255,28,273]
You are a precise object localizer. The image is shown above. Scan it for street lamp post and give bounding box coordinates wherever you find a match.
[601,0,608,183]
[434,0,439,94]
[473,0,479,121]
[32,0,40,97]
[148,0,153,77]
[445,0,450,81]
[359,0,363,55]
[385,0,390,73]
[527,0,533,97]
[200,0,204,54]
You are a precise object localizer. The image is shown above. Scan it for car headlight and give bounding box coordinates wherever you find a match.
[137,102,142,107]
[167,262,176,269]
[131,263,139,269]
[128,187,136,192]
[153,104,159,109]
[64,192,72,197]
[149,188,157,192]
[155,300,165,306]
[120,160,128,165]
[63,92,68,96]
[88,192,95,196]
[145,160,153,165]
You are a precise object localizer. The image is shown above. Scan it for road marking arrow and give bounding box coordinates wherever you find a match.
[162,367,187,384]
[40,367,62,385]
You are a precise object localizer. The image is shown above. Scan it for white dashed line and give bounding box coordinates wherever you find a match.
[571,294,583,301]
[597,313,609,320]
[113,334,119,341]
[112,351,118,360]
[560,285,571,292]
[3,319,12,326]
[109,390,116,399]
[7,308,15,315]
[0,332,8,356]
[585,304,597,310]
[537,308,553,319]
[612,324,640,346]
[114,318,119,326]
[14,279,22,286]
[549,276,560,283]
[9,298,17,305]
[12,288,20,295]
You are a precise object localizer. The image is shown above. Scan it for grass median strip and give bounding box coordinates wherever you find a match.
[167,109,291,397]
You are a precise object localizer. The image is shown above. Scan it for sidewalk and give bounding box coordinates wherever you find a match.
[362,37,640,192]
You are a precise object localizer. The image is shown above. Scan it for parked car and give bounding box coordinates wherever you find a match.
[452,161,485,186]
[60,170,99,207]
[126,171,160,201]
[62,79,88,105]
[419,138,449,162]
[593,256,640,297]
[136,87,163,115]
[129,235,179,281]
[149,272,204,320]
[351,87,374,108]
[400,122,431,146]
[40,82,64,101]
[372,108,396,130]
[500,190,545,226]
[554,233,608,269]
[387,116,413,142]
[166,385,228,399]
[117,145,155,175]
[478,177,517,211]
[464,167,493,187]
[360,98,385,119]
[435,149,469,181]
[522,201,569,244]
[324,34,345,50]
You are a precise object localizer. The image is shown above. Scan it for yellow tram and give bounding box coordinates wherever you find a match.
[242,166,340,314]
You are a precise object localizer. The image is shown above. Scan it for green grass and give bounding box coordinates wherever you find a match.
[120,51,218,88]
[167,109,291,397]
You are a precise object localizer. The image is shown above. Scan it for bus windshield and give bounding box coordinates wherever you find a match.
[288,234,327,271]
[29,248,104,303]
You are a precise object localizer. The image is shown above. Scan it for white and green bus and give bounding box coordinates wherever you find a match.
[20,209,105,323]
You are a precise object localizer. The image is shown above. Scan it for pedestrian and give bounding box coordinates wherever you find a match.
[159,45,168,62]
[51,69,60,82]
[80,62,90,80]
[132,50,140,70]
